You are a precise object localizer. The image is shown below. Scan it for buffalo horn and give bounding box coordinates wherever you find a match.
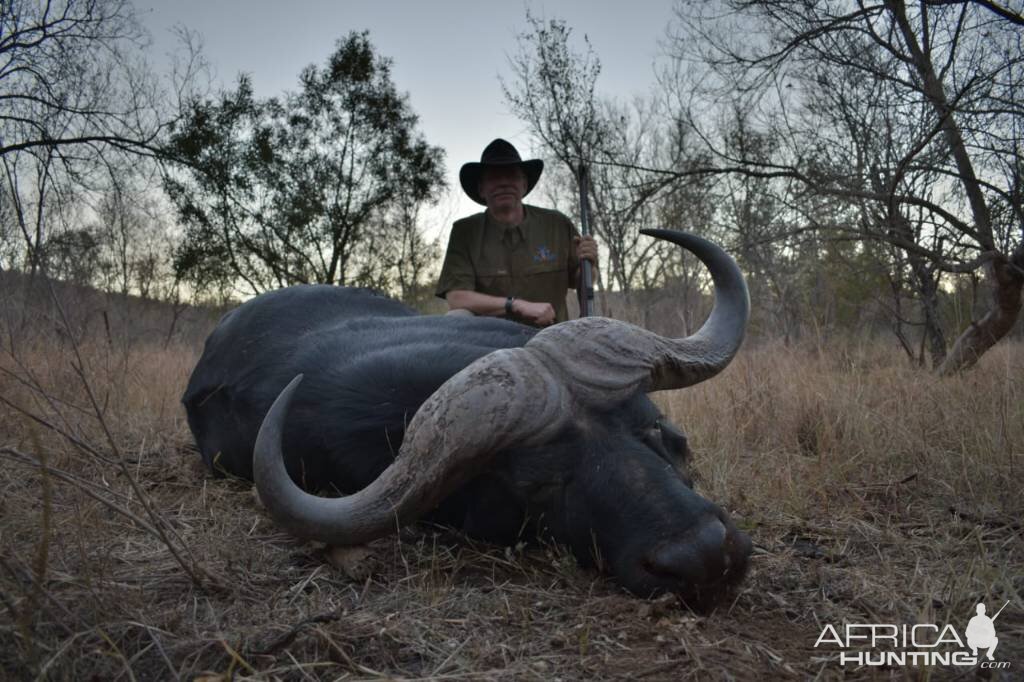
[253,230,748,545]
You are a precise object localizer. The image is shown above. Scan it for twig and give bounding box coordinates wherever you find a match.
[23,430,51,673]
[143,626,179,681]
[39,276,220,592]
[219,639,257,675]
[1,555,79,631]
[949,507,1023,533]
[250,609,344,656]
[0,446,159,535]
[849,472,919,490]
[0,394,119,466]
[635,660,685,678]
[35,631,92,681]
[96,627,138,682]
[314,626,387,677]
[0,363,95,420]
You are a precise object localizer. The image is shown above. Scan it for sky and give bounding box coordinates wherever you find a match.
[138,0,680,239]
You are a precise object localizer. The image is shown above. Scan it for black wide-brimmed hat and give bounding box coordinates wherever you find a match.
[459,139,544,205]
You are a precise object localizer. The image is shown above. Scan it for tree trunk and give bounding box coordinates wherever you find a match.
[886,1,1024,371]
[939,249,1024,374]
[916,267,947,368]
[871,167,948,367]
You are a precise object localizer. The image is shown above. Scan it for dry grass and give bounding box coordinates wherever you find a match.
[0,286,1021,680]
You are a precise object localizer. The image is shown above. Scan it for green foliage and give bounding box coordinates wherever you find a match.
[163,31,446,296]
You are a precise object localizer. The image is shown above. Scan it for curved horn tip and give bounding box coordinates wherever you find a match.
[280,373,305,400]
[260,373,304,426]
[254,373,304,475]
[284,372,303,393]
[634,228,750,390]
[640,228,714,250]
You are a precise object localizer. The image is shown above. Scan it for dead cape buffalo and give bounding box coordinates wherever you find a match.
[183,229,751,608]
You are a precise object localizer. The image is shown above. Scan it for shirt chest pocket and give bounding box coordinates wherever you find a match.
[519,260,568,300]
[475,265,513,296]
[523,260,565,277]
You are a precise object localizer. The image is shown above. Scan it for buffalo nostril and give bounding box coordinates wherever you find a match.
[647,518,729,585]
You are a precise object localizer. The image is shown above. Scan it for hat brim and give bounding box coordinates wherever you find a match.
[459,159,544,205]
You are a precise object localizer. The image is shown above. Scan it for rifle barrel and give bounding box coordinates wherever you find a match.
[577,163,595,318]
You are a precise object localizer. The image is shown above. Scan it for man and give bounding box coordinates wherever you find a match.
[436,139,598,327]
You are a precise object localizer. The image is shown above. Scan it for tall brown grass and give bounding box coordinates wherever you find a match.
[1,284,1020,679]
[668,339,1022,519]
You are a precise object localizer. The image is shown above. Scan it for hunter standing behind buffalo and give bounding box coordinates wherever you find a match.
[436,139,599,327]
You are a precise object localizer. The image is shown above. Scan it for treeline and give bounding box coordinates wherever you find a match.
[1,1,1021,372]
[503,5,1023,373]
[0,2,445,309]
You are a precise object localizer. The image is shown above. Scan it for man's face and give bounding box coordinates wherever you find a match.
[479,165,527,211]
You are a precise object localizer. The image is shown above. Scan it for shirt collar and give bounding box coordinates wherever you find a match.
[488,205,530,245]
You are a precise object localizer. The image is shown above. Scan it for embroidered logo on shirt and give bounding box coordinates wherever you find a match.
[533,245,557,263]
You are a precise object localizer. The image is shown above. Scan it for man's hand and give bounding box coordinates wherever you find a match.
[513,299,556,327]
[446,290,555,327]
[574,235,599,266]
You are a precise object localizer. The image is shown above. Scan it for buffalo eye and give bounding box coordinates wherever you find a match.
[642,418,690,469]
[656,419,690,463]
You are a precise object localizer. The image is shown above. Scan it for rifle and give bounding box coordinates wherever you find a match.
[576,162,596,318]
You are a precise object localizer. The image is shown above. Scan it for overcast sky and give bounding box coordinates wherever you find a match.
[139,0,678,237]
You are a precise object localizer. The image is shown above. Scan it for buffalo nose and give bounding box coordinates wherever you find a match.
[646,515,751,591]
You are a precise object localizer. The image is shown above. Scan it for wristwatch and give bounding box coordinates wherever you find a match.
[505,296,516,318]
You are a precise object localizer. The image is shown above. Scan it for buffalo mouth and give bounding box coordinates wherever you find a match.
[638,521,753,611]
[595,500,752,610]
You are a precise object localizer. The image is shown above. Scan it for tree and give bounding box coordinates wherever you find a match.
[668,0,1024,372]
[0,0,203,294]
[0,0,167,159]
[503,13,713,321]
[164,32,446,296]
[90,169,177,298]
[713,109,811,344]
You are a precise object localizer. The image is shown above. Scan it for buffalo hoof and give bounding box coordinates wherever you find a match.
[326,545,379,581]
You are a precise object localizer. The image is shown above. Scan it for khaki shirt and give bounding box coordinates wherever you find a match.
[436,205,580,323]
